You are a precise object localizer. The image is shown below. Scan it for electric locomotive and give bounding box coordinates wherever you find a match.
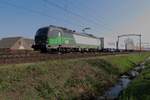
[32,25,104,53]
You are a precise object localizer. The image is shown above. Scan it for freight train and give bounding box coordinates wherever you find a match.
[32,25,104,53]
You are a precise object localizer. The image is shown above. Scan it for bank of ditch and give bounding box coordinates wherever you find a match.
[0,52,149,100]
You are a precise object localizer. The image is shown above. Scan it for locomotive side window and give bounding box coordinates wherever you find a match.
[48,30,62,37]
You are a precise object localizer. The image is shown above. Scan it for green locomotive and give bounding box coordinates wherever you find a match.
[33,25,104,52]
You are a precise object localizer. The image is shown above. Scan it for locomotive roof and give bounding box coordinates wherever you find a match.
[48,25,99,39]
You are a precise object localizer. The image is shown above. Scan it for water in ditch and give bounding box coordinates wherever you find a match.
[98,62,146,100]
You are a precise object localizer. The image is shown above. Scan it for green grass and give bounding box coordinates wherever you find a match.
[103,53,149,73]
[119,58,150,100]
[0,52,149,100]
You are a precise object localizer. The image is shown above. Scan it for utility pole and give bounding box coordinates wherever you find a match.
[116,36,119,51]
[139,34,142,52]
[139,34,142,55]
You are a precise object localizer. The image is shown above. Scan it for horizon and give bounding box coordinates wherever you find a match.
[0,0,150,48]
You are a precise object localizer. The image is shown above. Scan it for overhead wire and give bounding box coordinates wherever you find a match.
[0,0,85,30]
[40,0,88,30]
[42,0,97,31]
[1,1,112,34]
[61,0,114,30]
[43,0,114,32]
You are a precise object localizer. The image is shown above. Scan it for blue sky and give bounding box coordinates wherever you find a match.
[0,0,150,47]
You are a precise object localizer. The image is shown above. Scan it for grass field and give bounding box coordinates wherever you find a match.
[119,57,150,100]
[0,52,149,100]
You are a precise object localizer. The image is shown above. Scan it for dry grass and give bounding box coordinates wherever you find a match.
[0,52,149,100]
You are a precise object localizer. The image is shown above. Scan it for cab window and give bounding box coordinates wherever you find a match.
[36,28,49,36]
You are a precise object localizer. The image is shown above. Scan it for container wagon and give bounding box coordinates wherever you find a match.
[32,25,104,53]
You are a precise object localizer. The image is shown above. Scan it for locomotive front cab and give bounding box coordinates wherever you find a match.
[34,26,65,52]
[33,27,49,51]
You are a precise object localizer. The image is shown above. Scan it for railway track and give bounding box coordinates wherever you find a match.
[0,50,138,64]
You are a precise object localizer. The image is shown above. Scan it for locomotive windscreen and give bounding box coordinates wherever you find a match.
[35,27,49,44]
[36,27,49,36]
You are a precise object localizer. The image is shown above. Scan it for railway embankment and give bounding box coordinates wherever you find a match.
[0,52,149,99]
